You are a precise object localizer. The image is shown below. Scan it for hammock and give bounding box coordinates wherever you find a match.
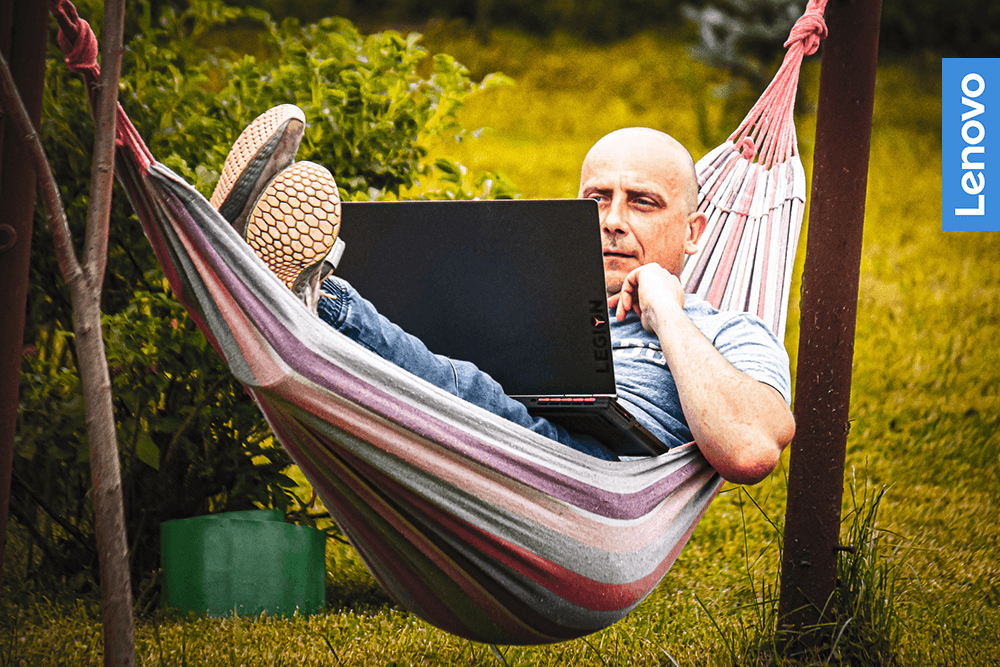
[48,0,825,645]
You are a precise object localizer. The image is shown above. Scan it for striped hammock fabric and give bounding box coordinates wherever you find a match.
[49,0,825,645]
[683,143,805,341]
[683,0,828,341]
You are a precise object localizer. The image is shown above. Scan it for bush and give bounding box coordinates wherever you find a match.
[14,0,511,600]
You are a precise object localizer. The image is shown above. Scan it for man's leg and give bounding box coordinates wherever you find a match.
[214,105,618,460]
[316,276,619,460]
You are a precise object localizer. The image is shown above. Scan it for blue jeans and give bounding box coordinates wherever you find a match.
[316,277,618,460]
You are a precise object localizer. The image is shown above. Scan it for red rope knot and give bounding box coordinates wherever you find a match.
[783,2,828,56]
[737,138,756,161]
[49,0,100,77]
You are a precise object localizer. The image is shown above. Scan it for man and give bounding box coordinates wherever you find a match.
[582,128,794,483]
[211,106,794,484]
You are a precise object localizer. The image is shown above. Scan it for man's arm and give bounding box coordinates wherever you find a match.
[611,263,795,484]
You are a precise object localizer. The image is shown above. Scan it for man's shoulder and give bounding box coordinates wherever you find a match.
[683,294,792,404]
[682,293,722,319]
[682,294,785,349]
[684,293,749,331]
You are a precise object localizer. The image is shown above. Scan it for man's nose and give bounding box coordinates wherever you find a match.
[601,197,630,236]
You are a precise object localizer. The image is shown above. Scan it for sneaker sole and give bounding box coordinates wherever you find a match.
[245,161,342,292]
[210,104,306,235]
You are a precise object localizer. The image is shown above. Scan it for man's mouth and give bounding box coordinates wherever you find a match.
[603,250,634,259]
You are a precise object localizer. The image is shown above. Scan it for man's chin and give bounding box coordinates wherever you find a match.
[603,266,630,297]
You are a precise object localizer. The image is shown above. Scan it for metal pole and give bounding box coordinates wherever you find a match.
[778,0,882,633]
[0,0,49,598]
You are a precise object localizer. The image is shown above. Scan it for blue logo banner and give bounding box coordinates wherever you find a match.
[942,59,999,231]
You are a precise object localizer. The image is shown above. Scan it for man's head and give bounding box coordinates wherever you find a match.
[579,128,707,296]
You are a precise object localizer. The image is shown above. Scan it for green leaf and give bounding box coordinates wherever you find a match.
[136,430,161,470]
[434,158,464,183]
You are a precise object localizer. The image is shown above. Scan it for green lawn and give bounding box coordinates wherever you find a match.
[5,25,999,666]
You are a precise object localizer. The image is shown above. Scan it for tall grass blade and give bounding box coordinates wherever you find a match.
[695,592,738,665]
[488,644,510,665]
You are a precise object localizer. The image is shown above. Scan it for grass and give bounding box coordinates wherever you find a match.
[5,24,1000,666]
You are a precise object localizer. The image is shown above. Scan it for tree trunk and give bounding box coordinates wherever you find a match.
[71,281,135,667]
[0,0,135,663]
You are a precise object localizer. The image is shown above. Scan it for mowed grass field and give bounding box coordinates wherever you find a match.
[5,26,999,666]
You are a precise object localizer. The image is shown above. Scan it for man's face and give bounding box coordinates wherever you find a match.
[578,130,705,297]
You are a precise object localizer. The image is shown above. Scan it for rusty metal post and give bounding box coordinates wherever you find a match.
[0,0,49,597]
[777,0,882,632]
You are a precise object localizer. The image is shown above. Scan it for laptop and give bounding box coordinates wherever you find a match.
[334,199,668,456]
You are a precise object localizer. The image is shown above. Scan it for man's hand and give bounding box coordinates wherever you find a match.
[608,263,685,334]
[608,263,795,485]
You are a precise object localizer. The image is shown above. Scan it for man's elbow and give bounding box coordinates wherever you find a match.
[721,446,780,485]
[721,413,795,485]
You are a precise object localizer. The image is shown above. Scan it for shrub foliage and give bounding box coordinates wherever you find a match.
[15,0,510,598]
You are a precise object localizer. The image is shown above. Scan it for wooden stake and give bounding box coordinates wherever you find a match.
[778,0,882,641]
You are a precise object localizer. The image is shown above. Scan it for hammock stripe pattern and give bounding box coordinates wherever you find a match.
[682,146,805,339]
[682,0,827,341]
[48,0,823,645]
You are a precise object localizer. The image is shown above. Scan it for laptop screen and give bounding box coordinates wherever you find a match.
[335,199,616,397]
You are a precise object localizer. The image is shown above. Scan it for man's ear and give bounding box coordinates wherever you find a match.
[683,211,708,255]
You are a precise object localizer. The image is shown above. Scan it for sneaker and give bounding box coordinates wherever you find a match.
[210,104,306,235]
[245,161,344,310]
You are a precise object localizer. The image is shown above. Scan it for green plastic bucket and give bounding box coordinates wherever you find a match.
[161,510,325,617]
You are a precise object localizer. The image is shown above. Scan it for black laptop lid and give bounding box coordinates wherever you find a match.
[335,199,616,397]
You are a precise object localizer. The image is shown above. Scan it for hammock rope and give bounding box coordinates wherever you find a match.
[47,0,823,645]
[682,0,826,340]
[731,0,828,169]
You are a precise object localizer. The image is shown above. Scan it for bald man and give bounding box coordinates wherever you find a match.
[212,108,794,484]
[580,129,793,483]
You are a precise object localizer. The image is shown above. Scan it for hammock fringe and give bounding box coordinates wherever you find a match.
[683,0,825,340]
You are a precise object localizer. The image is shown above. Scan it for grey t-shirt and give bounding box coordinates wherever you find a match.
[612,294,792,450]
